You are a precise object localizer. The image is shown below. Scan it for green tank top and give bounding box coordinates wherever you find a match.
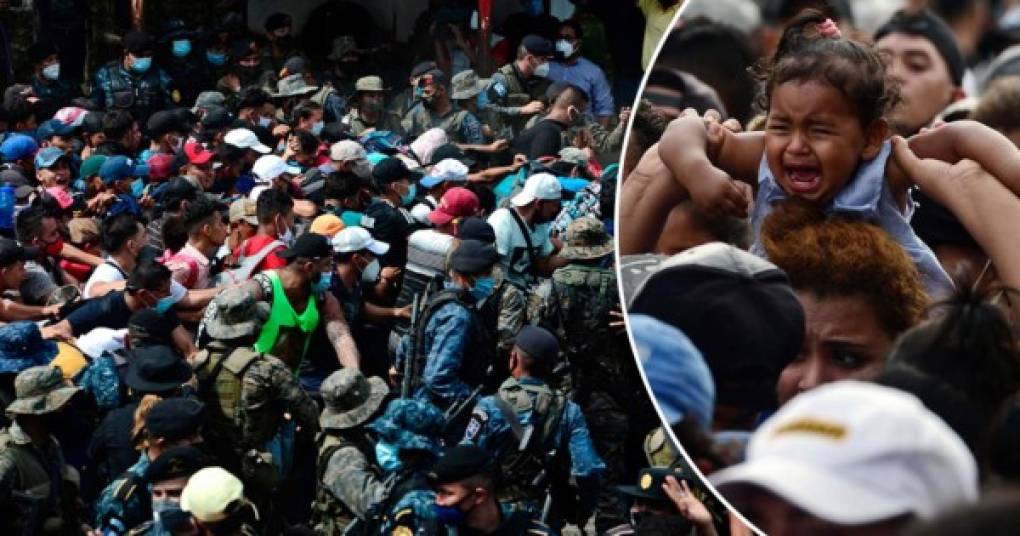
[254,271,320,369]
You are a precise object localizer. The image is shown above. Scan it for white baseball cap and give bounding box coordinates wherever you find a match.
[330,140,367,162]
[180,467,246,523]
[224,128,271,154]
[331,226,390,256]
[710,381,978,525]
[420,158,469,188]
[511,172,562,206]
[252,155,299,183]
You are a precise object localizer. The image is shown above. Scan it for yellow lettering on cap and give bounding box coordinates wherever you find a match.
[639,473,653,490]
[772,418,847,440]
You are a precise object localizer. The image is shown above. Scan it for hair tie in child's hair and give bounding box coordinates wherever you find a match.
[817,18,841,39]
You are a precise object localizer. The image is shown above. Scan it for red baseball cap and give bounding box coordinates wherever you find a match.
[147,153,176,181]
[184,140,214,165]
[428,187,479,226]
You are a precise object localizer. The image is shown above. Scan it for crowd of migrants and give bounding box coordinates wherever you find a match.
[619,1,1020,535]
[0,4,693,535]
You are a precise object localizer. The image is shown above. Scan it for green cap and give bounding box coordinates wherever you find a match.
[79,155,108,181]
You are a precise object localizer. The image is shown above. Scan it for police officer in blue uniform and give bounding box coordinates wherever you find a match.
[91,30,178,124]
[462,325,604,529]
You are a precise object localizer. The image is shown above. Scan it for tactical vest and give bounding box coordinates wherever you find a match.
[495,63,550,136]
[412,288,497,402]
[310,432,371,536]
[409,106,472,143]
[96,61,165,120]
[0,430,63,534]
[493,378,569,504]
[347,466,436,536]
[192,345,262,455]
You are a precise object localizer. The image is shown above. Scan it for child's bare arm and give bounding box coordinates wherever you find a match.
[892,136,1020,320]
[619,143,687,255]
[657,113,763,219]
[898,120,1020,196]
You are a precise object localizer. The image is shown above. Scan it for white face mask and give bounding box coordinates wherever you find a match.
[278,218,294,245]
[556,40,574,58]
[258,115,272,128]
[42,63,60,81]
[534,61,550,78]
[361,258,381,283]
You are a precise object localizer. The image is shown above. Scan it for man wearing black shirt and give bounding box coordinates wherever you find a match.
[511,83,588,160]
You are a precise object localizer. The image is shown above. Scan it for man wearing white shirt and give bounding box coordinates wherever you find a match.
[486,173,567,288]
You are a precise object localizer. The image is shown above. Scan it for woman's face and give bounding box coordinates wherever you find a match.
[776,291,893,406]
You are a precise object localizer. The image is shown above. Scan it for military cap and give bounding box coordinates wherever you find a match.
[143,446,209,484]
[320,368,390,430]
[123,345,192,394]
[513,325,559,363]
[146,398,205,441]
[455,217,495,244]
[203,286,270,341]
[559,217,614,261]
[428,445,494,485]
[617,467,688,502]
[5,365,81,416]
[0,321,56,375]
[369,399,444,452]
[449,240,498,275]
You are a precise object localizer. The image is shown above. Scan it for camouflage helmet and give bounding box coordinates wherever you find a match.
[320,369,390,430]
[369,399,444,452]
[204,286,270,341]
[559,217,614,261]
[5,365,81,416]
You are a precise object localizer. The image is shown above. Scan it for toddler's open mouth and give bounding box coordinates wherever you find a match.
[785,164,821,194]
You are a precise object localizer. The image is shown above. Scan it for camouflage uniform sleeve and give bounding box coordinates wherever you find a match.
[527,278,555,328]
[241,357,321,446]
[421,303,473,404]
[387,489,439,536]
[323,446,386,518]
[0,451,16,501]
[563,401,606,477]
[589,120,626,154]
[485,74,523,117]
[497,284,527,352]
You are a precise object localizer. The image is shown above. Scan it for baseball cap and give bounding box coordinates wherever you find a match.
[180,467,246,523]
[1,134,38,162]
[449,239,498,274]
[184,140,214,165]
[54,106,88,127]
[511,173,562,206]
[331,226,390,256]
[355,76,386,92]
[34,147,68,169]
[627,242,805,411]
[123,30,155,55]
[330,140,367,162]
[428,445,494,485]
[521,34,554,57]
[278,232,333,260]
[309,214,345,237]
[146,110,185,138]
[372,157,414,184]
[0,238,38,267]
[224,128,271,154]
[429,143,476,168]
[228,199,258,226]
[711,381,979,524]
[192,91,226,113]
[200,106,233,131]
[420,158,468,189]
[630,314,715,430]
[455,217,495,243]
[35,119,75,142]
[147,153,177,181]
[252,155,299,183]
[99,156,147,184]
[145,397,205,441]
[79,155,107,180]
[513,325,559,364]
[428,187,479,226]
[143,446,209,485]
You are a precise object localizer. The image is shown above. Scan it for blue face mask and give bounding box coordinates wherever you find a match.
[311,120,324,136]
[469,276,495,302]
[401,183,417,207]
[434,504,468,527]
[375,441,402,472]
[311,270,333,294]
[476,89,489,110]
[131,178,145,198]
[171,39,191,58]
[131,56,152,73]
[206,51,227,66]
[154,294,175,314]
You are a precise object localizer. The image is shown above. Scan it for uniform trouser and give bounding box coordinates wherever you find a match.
[580,390,630,534]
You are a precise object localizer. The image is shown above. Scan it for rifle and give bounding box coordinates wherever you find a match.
[442,382,485,436]
[400,292,421,399]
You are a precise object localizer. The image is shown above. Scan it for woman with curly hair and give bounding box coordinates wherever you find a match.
[761,199,928,406]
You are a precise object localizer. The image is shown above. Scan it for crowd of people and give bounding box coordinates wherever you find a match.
[620,0,1020,534]
[0,2,711,535]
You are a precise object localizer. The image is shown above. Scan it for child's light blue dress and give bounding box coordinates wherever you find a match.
[750,140,954,298]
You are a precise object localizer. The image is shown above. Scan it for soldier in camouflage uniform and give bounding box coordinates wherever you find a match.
[0,366,85,535]
[484,35,554,140]
[342,76,404,137]
[529,217,652,533]
[310,368,390,535]
[366,399,445,536]
[401,69,484,146]
[123,446,208,536]
[191,287,319,496]
[91,30,178,124]
[462,326,603,529]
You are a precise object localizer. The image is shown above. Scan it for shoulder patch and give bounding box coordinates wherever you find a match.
[394,507,414,522]
[171,90,181,103]
[464,409,488,441]
[392,527,413,536]
[493,82,507,97]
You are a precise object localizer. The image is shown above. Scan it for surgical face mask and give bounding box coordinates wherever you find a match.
[172,39,192,58]
[130,55,152,73]
[434,503,469,527]
[131,178,145,197]
[152,499,179,526]
[469,276,495,302]
[279,224,294,246]
[400,183,416,207]
[311,120,324,136]
[257,115,273,128]
[556,39,575,58]
[361,258,381,283]
[375,441,401,472]
[312,270,333,294]
[206,51,227,66]
[154,294,176,314]
[533,61,549,78]
[42,62,60,81]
